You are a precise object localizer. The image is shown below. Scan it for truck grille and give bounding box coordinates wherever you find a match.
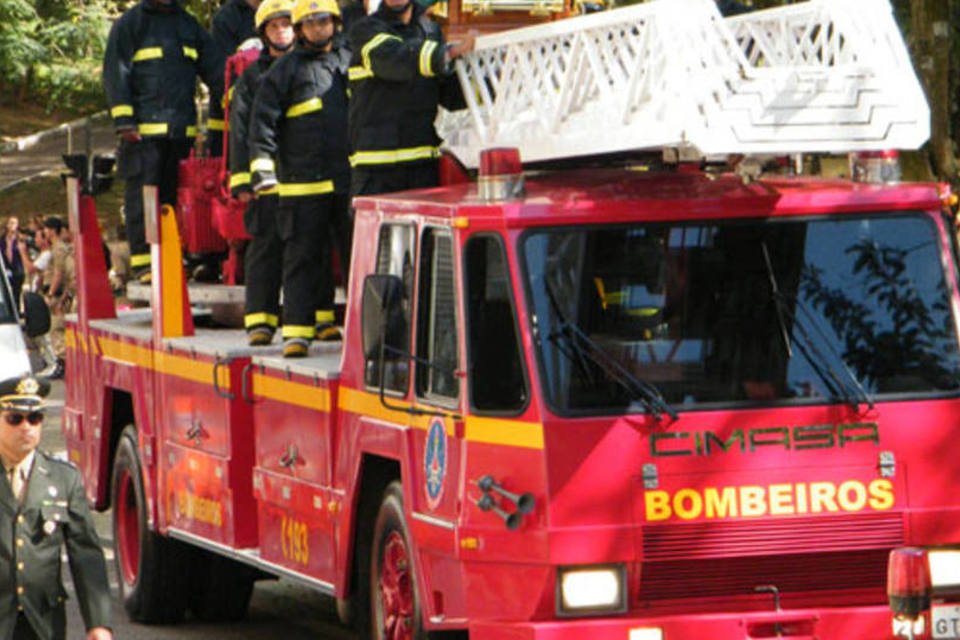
[639,513,902,600]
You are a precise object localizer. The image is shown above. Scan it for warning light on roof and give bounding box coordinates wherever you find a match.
[478,148,524,201]
[850,150,901,184]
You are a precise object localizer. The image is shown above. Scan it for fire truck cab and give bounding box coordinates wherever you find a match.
[64,0,954,639]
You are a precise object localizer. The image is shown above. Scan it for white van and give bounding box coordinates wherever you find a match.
[0,260,37,380]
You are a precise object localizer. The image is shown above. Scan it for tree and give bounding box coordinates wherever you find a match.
[908,0,957,181]
[0,0,45,103]
[0,0,112,111]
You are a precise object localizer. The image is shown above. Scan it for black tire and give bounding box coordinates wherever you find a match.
[336,595,356,628]
[187,551,257,622]
[111,426,191,623]
[369,481,428,640]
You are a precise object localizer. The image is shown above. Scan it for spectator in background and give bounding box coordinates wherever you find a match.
[1,216,26,303]
[21,224,51,295]
[213,0,263,58]
[20,227,60,378]
[40,218,73,380]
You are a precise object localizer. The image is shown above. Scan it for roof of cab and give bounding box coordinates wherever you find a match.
[352,168,944,228]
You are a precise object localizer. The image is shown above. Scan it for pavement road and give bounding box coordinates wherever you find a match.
[42,379,360,640]
[0,115,117,192]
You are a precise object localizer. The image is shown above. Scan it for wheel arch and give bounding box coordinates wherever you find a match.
[343,454,401,589]
[94,388,134,510]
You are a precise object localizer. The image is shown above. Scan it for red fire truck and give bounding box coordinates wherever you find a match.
[64,0,953,638]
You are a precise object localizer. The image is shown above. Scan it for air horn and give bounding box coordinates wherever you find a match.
[477,475,536,515]
[474,493,523,531]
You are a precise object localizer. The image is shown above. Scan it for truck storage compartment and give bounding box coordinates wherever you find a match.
[159,332,284,547]
[253,467,340,584]
[162,441,256,547]
[251,348,341,486]
[160,332,272,457]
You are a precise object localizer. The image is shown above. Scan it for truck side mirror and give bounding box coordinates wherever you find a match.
[21,292,51,338]
[362,274,406,361]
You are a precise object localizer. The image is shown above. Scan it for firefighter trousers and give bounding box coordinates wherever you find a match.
[117,137,194,269]
[277,192,350,339]
[243,193,282,332]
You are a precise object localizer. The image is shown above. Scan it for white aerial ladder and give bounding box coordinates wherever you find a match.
[438,0,930,168]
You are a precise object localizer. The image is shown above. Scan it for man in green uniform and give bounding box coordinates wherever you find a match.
[0,376,113,640]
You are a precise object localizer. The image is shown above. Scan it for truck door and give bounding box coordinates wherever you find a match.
[411,227,462,526]
[360,222,462,521]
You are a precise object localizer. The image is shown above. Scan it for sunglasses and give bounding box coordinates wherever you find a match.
[3,412,44,427]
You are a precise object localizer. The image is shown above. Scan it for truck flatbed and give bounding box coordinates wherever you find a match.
[251,344,341,381]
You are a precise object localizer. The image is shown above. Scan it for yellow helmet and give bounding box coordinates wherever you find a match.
[292,0,341,24]
[255,0,294,31]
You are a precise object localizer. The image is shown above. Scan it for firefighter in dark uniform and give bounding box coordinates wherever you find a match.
[230,0,296,346]
[249,0,351,357]
[0,376,112,640]
[347,0,474,197]
[212,0,262,58]
[102,0,226,282]
[716,0,751,15]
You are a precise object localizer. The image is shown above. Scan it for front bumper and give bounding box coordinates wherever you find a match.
[468,604,892,640]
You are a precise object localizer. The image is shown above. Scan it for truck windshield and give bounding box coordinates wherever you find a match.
[520,213,960,414]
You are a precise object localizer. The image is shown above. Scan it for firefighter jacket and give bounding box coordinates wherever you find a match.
[212,0,258,59]
[347,4,465,171]
[0,451,112,640]
[716,0,751,15]
[229,49,277,197]
[249,38,351,196]
[103,0,226,140]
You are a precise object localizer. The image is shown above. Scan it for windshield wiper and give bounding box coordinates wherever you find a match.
[542,278,678,421]
[762,242,874,411]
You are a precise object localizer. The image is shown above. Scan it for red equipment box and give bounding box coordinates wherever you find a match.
[177,153,228,254]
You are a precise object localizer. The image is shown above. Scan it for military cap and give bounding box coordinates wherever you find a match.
[0,375,51,412]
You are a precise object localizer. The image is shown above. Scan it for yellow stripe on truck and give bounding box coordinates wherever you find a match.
[337,387,545,449]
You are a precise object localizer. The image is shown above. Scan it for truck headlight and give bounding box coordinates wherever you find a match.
[928,550,960,591]
[557,564,627,616]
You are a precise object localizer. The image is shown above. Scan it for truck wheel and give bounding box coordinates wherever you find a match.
[370,481,427,640]
[111,426,190,623]
[336,595,355,628]
[187,552,256,622]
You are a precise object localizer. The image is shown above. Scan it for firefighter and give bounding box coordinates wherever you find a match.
[230,0,296,346]
[716,0,751,15]
[347,0,474,197]
[103,0,226,283]
[249,0,351,357]
[212,0,262,58]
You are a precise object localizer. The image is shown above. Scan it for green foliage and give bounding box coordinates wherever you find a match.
[0,0,111,112]
[0,0,45,83]
[32,61,104,111]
